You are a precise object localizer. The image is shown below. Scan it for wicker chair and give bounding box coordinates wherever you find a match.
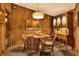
[41,35,56,56]
[27,36,40,56]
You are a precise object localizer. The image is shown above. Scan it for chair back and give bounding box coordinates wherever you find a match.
[27,36,40,54]
[41,34,57,55]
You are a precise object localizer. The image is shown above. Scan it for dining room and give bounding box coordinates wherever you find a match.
[0,3,79,56]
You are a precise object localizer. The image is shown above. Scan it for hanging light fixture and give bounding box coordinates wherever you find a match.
[32,4,44,19]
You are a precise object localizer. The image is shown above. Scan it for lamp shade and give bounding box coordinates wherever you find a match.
[32,12,44,19]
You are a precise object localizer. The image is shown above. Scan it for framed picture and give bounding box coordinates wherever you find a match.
[26,19,40,30]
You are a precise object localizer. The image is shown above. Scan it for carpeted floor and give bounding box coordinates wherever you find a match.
[4,42,75,56]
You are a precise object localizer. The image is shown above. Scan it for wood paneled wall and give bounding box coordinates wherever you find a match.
[7,5,28,46]
[0,24,6,55]
[73,3,79,55]
[0,12,6,55]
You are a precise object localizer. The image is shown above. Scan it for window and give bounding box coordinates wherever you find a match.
[62,16,67,26]
[53,18,56,26]
[57,17,61,26]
